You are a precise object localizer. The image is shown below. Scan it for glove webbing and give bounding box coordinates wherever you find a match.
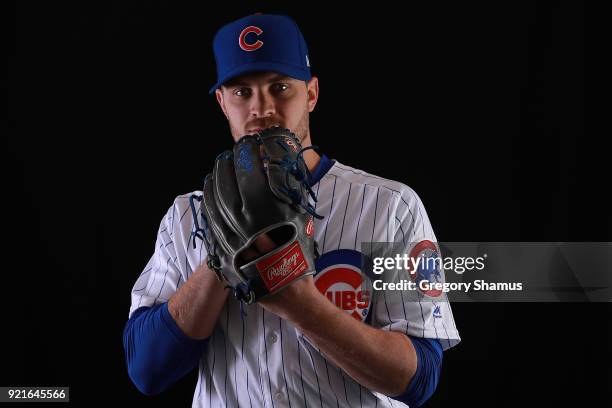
[265,138,323,220]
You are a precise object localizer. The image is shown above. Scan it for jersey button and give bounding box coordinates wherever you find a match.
[269,334,278,343]
[274,392,284,401]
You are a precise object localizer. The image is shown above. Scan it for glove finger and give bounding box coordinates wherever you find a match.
[202,165,242,256]
[260,127,302,159]
[202,172,248,288]
[260,128,308,207]
[213,149,249,240]
[233,135,278,230]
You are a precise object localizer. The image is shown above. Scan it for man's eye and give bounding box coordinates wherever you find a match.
[272,83,289,92]
[234,88,251,97]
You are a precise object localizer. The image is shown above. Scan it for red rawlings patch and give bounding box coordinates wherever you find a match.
[256,240,309,291]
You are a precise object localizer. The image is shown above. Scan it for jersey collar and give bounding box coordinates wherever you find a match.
[307,154,335,187]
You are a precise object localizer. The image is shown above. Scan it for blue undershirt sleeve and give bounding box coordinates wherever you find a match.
[393,336,443,407]
[122,303,209,396]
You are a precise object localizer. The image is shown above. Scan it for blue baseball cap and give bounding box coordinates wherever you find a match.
[209,13,312,94]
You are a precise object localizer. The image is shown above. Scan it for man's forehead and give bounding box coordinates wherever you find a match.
[224,72,295,87]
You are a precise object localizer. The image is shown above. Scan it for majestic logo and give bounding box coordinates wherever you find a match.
[256,241,308,291]
[406,240,443,298]
[305,217,314,237]
[239,26,263,51]
[315,249,372,322]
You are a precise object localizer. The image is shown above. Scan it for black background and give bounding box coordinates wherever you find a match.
[4,1,609,407]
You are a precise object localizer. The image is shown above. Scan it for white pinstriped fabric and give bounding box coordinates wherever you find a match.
[129,160,461,407]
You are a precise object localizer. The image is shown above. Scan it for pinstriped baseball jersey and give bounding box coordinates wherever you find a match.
[128,160,461,407]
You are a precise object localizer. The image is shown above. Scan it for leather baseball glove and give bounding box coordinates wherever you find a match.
[189,126,322,305]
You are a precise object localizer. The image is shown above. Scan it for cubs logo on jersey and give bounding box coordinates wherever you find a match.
[407,240,443,298]
[314,249,374,323]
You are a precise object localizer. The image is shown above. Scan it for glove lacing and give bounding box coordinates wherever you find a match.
[189,193,222,275]
[271,140,324,220]
[190,193,252,315]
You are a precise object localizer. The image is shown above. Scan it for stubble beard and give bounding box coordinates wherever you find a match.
[292,109,311,147]
[229,109,311,146]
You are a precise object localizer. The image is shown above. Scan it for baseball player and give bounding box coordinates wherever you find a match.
[123,13,461,407]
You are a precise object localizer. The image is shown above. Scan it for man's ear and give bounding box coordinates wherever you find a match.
[306,76,319,113]
[215,88,229,120]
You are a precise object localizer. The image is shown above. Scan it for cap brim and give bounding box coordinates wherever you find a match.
[209,61,311,94]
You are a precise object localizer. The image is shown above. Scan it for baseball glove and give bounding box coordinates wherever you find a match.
[189,127,322,305]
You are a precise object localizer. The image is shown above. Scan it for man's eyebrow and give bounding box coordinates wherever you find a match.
[224,75,294,88]
[266,75,293,83]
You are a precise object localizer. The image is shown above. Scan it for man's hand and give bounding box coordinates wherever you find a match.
[244,233,322,319]
[258,274,321,320]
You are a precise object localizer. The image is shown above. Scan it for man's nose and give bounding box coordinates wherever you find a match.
[250,90,275,118]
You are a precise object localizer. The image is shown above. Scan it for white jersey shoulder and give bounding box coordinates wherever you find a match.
[317,160,436,249]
